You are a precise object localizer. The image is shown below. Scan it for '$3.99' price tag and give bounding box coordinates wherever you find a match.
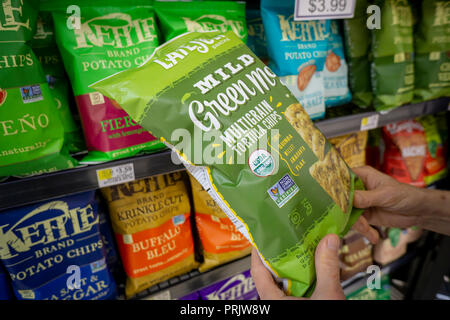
[294,0,355,21]
[96,163,135,188]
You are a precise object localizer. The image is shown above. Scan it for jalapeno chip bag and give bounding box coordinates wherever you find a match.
[91,31,364,297]
[0,0,77,177]
[46,0,165,164]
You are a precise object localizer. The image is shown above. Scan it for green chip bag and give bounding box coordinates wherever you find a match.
[31,11,85,154]
[0,0,77,177]
[154,0,247,43]
[45,0,166,164]
[371,0,414,111]
[91,31,364,297]
[343,0,373,108]
[414,0,450,102]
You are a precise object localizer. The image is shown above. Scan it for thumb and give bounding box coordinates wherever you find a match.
[354,189,385,209]
[312,234,345,300]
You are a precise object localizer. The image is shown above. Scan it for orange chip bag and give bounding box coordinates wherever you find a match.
[188,173,252,273]
[101,172,198,298]
[382,120,427,187]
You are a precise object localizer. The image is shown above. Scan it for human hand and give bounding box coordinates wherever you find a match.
[250,234,345,300]
[352,165,425,230]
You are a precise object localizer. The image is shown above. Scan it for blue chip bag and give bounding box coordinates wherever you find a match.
[261,0,329,120]
[97,198,120,275]
[246,8,268,63]
[0,191,117,300]
[324,20,352,107]
[0,264,13,300]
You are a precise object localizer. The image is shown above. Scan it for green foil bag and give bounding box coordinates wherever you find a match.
[92,31,364,297]
[343,0,373,108]
[414,0,450,102]
[371,0,414,111]
[46,0,165,164]
[31,11,85,154]
[154,0,247,43]
[0,0,77,177]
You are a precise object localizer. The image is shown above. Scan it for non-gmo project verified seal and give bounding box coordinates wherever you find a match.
[20,84,43,103]
[267,174,299,208]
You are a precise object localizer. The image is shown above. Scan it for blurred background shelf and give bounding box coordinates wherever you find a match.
[316,97,449,138]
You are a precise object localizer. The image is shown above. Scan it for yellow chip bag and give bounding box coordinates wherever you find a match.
[329,131,368,168]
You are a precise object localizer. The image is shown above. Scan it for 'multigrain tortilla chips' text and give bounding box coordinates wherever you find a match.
[92,31,364,297]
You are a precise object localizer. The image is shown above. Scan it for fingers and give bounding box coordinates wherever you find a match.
[250,248,286,300]
[352,165,383,189]
[363,210,419,229]
[352,216,379,244]
[312,234,346,300]
[354,188,388,209]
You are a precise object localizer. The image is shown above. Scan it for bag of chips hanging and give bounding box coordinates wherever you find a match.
[91,30,365,297]
[343,0,373,108]
[339,230,372,281]
[154,0,247,43]
[101,172,198,298]
[188,173,251,273]
[371,0,414,111]
[31,11,85,154]
[0,191,117,300]
[46,0,165,164]
[414,0,450,102]
[0,0,77,177]
[324,20,352,107]
[382,120,427,187]
[261,0,329,120]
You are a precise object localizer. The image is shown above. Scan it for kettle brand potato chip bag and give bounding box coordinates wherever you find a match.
[0,191,117,300]
[101,172,198,298]
[414,0,450,102]
[92,30,364,297]
[154,0,247,43]
[371,0,414,111]
[188,173,251,273]
[31,11,85,154]
[261,0,329,120]
[323,20,352,108]
[0,0,77,177]
[46,0,165,164]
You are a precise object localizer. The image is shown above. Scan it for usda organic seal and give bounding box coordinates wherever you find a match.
[248,149,275,177]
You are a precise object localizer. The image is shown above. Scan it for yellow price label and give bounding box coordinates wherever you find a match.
[97,169,113,181]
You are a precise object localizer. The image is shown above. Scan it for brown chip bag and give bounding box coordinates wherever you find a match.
[188,173,252,272]
[101,172,198,298]
[339,230,373,281]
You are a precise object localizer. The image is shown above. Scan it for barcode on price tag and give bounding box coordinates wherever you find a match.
[294,0,355,21]
[360,114,379,131]
[96,163,135,188]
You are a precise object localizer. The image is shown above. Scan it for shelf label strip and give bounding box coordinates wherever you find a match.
[96,163,135,188]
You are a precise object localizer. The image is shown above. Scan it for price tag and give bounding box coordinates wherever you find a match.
[294,0,355,21]
[360,114,379,131]
[96,163,135,188]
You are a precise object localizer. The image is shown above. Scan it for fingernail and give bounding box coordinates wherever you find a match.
[327,235,339,252]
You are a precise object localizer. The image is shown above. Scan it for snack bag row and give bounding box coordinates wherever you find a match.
[0,191,117,300]
[0,0,78,177]
[92,30,364,297]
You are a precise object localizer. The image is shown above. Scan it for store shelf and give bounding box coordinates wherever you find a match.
[0,150,184,212]
[136,255,252,300]
[316,97,449,138]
